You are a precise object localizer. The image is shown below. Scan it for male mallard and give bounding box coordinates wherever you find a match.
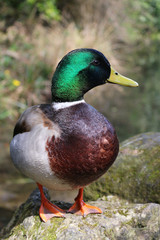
[10,49,138,222]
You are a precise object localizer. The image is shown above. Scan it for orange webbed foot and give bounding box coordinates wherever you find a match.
[67,188,102,217]
[37,183,65,222]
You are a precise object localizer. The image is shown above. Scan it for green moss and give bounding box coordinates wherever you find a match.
[2,192,160,239]
[7,218,64,240]
[104,228,116,239]
[117,209,129,217]
[41,218,64,240]
[80,218,98,229]
[125,218,135,227]
[10,224,26,238]
[58,225,68,234]
[84,181,105,201]
[104,211,113,218]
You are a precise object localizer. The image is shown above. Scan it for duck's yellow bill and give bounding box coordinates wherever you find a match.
[107,67,138,87]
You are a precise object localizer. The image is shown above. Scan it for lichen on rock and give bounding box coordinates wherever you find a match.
[0,189,160,240]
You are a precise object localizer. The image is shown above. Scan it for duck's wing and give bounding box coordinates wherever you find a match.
[13,104,56,137]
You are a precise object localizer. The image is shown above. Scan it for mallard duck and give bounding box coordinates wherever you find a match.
[10,49,138,222]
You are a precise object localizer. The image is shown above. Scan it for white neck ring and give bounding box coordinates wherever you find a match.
[52,100,85,110]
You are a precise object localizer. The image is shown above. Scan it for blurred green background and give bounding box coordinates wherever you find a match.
[0,0,160,229]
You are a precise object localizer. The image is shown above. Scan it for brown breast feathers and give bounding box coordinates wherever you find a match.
[45,103,119,188]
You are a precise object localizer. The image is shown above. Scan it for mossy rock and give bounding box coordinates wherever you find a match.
[84,132,160,203]
[1,189,160,240]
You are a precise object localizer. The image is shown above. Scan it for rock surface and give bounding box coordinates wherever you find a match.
[0,189,160,240]
[85,132,160,204]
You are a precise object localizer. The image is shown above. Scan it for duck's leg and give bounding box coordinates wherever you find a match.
[67,188,102,216]
[37,183,65,222]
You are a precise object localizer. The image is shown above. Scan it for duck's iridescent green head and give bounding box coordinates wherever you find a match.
[52,48,138,102]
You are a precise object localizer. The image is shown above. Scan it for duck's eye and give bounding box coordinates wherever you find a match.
[92,60,100,66]
[115,72,118,75]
